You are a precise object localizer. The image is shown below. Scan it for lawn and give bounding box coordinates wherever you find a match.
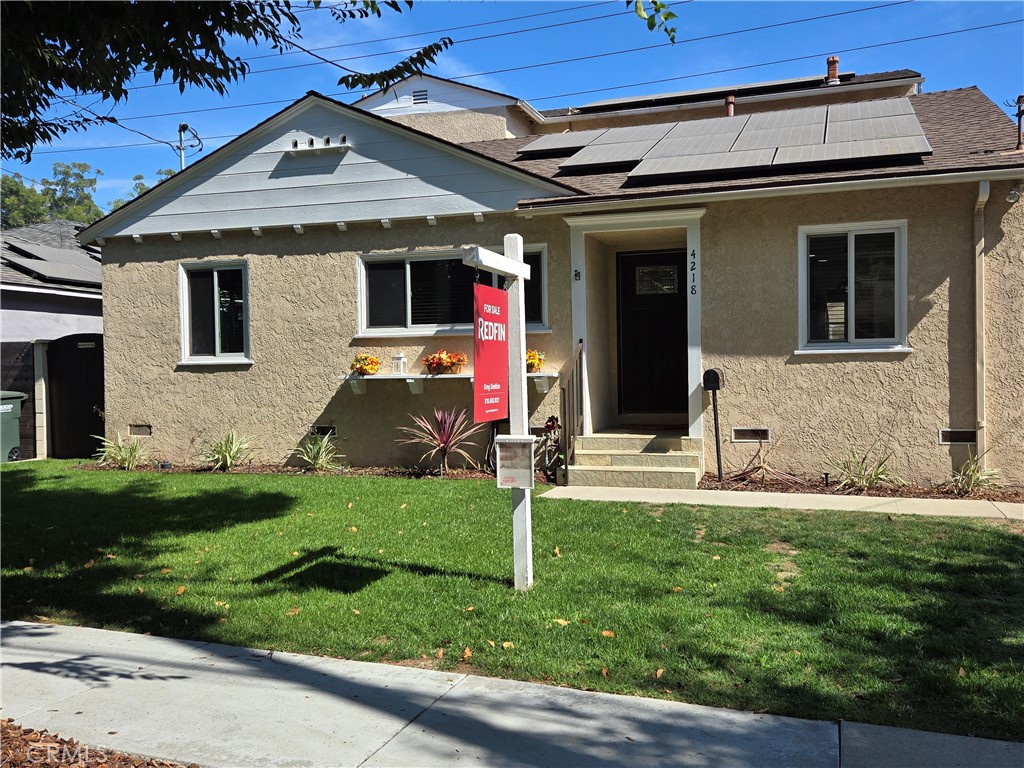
[2,460,1022,742]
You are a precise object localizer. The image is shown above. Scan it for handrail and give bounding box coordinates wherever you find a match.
[558,341,585,484]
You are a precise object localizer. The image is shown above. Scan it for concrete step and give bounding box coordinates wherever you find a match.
[573,449,702,469]
[576,431,702,453]
[566,465,701,490]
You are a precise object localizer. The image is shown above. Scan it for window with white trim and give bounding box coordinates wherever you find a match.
[360,248,546,334]
[798,221,908,352]
[180,262,250,363]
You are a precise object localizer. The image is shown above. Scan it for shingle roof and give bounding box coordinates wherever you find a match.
[465,88,1023,209]
[1,219,102,294]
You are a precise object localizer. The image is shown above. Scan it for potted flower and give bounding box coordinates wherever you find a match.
[525,349,545,373]
[351,353,381,376]
[447,351,468,374]
[423,350,451,375]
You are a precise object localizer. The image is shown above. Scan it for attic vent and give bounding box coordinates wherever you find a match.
[291,139,299,150]
[938,428,977,445]
[307,138,315,148]
[412,89,428,105]
[323,136,331,146]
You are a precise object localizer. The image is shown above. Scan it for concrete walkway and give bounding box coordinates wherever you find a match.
[540,486,1024,520]
[2,622,1021,768]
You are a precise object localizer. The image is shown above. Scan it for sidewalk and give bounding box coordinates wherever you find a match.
[2,622,1021,767]
[540,486,1024,520]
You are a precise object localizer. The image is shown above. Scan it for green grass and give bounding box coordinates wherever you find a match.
[2,460,1022,741]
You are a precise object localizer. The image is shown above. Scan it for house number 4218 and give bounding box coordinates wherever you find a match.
[689,249,697,295]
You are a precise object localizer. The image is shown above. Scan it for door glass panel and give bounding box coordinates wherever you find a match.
[636,265,678,295]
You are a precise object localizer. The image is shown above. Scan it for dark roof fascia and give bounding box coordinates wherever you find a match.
[80,91,583,243]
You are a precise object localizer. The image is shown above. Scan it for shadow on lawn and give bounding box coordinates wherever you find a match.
[253,546,513,591]
[734,525,1024,740]
[0,466,296,640]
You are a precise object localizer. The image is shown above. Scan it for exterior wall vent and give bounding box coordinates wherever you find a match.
[731,427,771,443]
[129,424,153,437]
[938,428,977,445]
[412,89,428,105]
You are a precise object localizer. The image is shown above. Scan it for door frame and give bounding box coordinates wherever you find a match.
[565,208,705,438]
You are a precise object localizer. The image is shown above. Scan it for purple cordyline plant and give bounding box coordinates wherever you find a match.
[395,407,486,475]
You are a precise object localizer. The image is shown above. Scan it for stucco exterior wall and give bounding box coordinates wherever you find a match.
[699,182,1020,485]
[388,108,513,143]
[101,213,568,467]
[983,180,1024,483]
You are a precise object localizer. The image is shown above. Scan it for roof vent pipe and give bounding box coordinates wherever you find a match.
[725,94,735,117]
[826,56,841,85]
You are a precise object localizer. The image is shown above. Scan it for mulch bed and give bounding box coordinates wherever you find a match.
[698,474,1023,503]
[1,719,198,768]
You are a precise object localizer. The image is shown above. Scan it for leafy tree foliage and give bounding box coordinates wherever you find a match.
[1,162,103,228]
[2,0,677,162]
[107,169,176,211]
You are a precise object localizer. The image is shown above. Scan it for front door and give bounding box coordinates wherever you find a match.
[616,250,687,416]
[47,333,104,459]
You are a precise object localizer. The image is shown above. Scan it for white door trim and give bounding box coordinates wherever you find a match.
[564,208,706,438]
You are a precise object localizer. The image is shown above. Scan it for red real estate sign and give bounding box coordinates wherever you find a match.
[473,282,509,423]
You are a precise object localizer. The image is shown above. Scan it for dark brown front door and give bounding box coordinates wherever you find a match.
[617,250,687,415]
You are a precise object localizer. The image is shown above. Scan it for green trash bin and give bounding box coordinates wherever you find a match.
[1,391,28,462]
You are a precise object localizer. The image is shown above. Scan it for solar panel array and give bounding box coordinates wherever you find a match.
[4,256,101,286]
[517,98,931,181]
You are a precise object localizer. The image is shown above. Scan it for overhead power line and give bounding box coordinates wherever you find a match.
[23,17,1022,158]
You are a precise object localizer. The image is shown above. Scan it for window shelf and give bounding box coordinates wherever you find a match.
[338,372,558,395]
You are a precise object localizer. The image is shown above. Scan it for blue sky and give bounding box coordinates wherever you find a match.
[7,0,1022,212]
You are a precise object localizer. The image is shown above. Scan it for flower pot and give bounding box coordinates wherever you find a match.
[526,363,540,374]
[426,363,447,375]
[449,364,463,374]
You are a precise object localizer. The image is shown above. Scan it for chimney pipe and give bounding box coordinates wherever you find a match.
[826,56,840,86]
[725,94,735,117]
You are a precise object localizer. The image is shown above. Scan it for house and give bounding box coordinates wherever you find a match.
[78,58,1024,486]
[1,219,104,459]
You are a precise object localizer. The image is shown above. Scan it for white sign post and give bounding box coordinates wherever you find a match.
[463,235,534,591]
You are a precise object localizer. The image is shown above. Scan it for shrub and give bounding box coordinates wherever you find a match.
[395,407,485,475]
[943,449,1001,496]
[293,432,345,471]
[201,428,253,471]
[829,441,904,491]
[93,434,148,471]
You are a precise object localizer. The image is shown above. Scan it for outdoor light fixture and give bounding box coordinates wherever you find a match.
[1006,183,1023,204]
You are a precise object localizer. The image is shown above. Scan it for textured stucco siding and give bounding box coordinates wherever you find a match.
[101,214,568,467]
[983,181,1024,483]
[699,182,1021,484]
[389,109,514,143]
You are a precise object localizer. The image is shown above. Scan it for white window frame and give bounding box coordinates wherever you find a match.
[796,220,911,355]
[357,244,549,338]
[178,261,253,365]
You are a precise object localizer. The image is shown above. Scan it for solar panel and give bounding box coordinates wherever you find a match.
[5,242,101,272]
[644,133,738,159]
[629,148,775,178]
[664,115,747,139]
[774,136,932,165]
[590,124,675,145]
[826,114,927,144]
[3,256,101,286]
[732,123,824,151]
[559,140,659,169]
[828,98,915,121]
[517,129,608,155]
[745,106,827,130]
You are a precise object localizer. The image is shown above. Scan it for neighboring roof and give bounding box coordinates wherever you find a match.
[569,69,922,115]
[1,220,102,295]
[464,88,1024,210]
[351,73,524,108]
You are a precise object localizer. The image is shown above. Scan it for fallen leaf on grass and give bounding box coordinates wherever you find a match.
[352,609,360,615]
[160,568,171,574]
[348,526,358,532]
[462,647,472,660]
[22,566,33,572]
[601,630,616,638]
[502,641,515,650]
[292,551,300,557]
[553,546,561,557]
[487,640,496,647]
[286,607,300,617]
[712,555,721,561]
[601,667,609,677]
[400,503,407,509]
[436,648,444,659]
[215,601,227,607]
[671,586,683,592]
[135,586,144,594]
[347,503,353,509]
[84,559,95,568]
[554,618,570,627]
[463,606,475,612]
[654,668,664,679]
[105,554,117,560]
[958,667,966,677]
[175,586,186,596]
[132,573,144,580]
